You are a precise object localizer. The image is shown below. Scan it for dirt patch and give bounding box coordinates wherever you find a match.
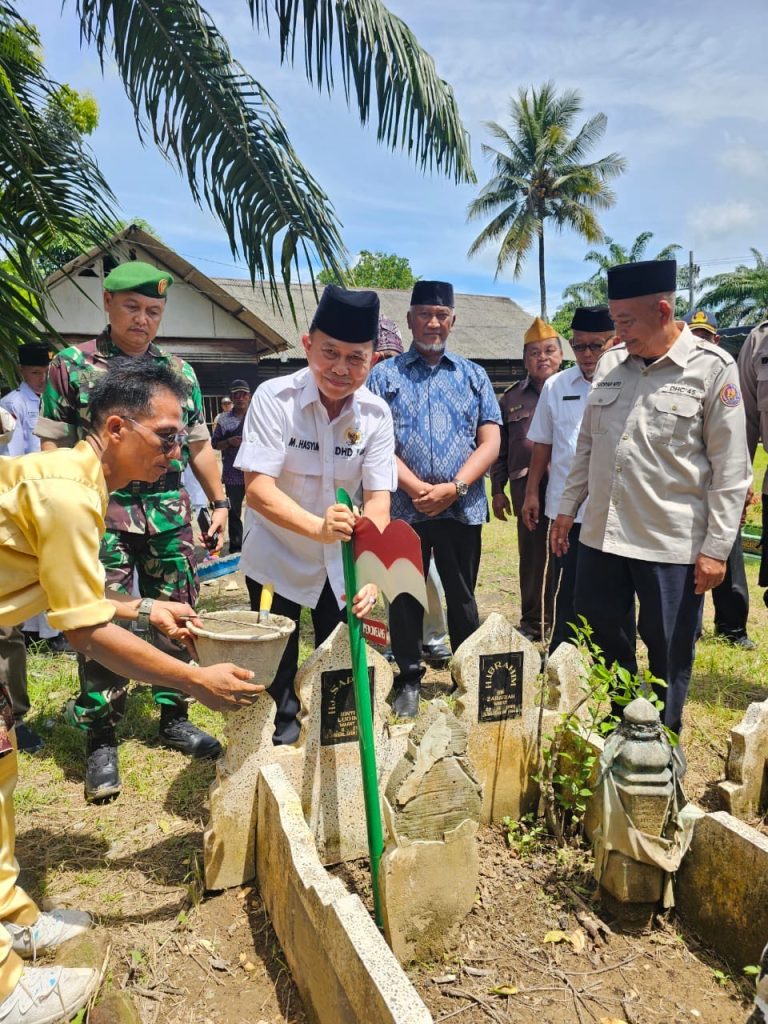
[333,826,752,1024]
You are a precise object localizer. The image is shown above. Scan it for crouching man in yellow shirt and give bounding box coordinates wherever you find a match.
[0,358,263,1023]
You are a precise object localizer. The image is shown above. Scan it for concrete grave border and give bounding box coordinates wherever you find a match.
[256,762,433,1024]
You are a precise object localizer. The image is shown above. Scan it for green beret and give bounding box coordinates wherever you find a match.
[103,261,173,298]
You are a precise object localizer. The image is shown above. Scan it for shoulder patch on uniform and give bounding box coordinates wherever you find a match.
[719,382,741,408]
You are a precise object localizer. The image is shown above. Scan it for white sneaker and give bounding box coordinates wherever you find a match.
[3,911,92,960]
[0,966,99,1023]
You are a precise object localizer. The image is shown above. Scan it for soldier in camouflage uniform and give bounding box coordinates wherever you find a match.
[35,262,230,802]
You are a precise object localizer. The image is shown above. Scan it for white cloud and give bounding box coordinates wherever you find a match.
[719,137,767,179]
[688,201,755,241]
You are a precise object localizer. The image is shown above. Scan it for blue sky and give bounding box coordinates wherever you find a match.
[21,0,768,316]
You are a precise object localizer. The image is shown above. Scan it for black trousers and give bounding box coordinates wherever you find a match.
[0,626,29,722]
[389,519,482,688]
[511,477,552,639]
[574,543,703,735]
[549,523,637,654]
[711,536,749,639]
[246,576,345,743]
[225,483,245,554]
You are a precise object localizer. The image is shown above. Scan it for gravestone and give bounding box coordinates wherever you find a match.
[204,622,404,887]
[204,690,302,890]
[296,623,400,865]
[452,612,541,823]
[718,698,768,821]
[379,700,482,962]
[547,642,593,720]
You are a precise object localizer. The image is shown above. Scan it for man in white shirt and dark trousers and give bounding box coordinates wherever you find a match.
[522,307,615,651]
[236,286,396,744]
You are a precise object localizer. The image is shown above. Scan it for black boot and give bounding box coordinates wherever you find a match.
[158,706,222,759]
[85,727,120,803]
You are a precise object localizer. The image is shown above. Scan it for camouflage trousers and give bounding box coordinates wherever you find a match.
[72,524,199,732]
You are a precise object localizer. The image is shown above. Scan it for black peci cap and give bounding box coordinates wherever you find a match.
[607,260,677,300]
[570,306,614,333]
[311,285,380,343]
[410,280,454,307]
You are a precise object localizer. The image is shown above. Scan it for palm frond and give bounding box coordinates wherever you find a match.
[0,1,116,364]
[245,0,474,184]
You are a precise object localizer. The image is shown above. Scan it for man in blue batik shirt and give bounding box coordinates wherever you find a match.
[367,280,502,717]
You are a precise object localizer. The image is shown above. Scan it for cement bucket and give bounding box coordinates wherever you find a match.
[188,610,295,687]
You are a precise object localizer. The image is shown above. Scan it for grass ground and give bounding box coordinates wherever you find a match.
[12,458,768,1019]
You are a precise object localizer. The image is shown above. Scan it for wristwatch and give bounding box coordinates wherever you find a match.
[212,498,231,510]
[137,597,155,633]
[453,478,469,497]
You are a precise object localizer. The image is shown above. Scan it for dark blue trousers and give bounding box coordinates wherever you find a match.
[573,543,703,734]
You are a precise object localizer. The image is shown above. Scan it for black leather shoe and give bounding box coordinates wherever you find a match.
[421,642,451,667]
[159,715,222,759]
[723,634,757,651]
[391,683,420,719]
[14,722,44,754]
[85,729,120,803]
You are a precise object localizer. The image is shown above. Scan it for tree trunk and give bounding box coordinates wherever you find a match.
[538,223,547,320]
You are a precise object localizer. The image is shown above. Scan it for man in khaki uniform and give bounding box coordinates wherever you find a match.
[491,317,562,640]
[738,317,768,603]
[551,260,750,736]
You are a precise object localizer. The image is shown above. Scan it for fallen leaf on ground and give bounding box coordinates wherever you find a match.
[197,938,215,953]
[490,985,518,995]
[570,928,587,953]
[544,930,570,944]
[599,1018,628,1024]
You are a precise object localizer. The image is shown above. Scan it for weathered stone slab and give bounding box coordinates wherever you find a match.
[452,613,540,823]
[296,623,398,865]
[256,763,433,1024]
[203,690,302,890]
[717,698,768,821]
[380,700,481,962]
[204,620,403,887]
[676,810,768,968]
[547,642,592,719]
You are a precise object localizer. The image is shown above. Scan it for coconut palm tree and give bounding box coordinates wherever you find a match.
[466,82,625,320]
[562,232,682,307]
[0,0,473,360]
[697,249,768,326]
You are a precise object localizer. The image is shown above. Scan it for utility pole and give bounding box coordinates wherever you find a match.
[688,250,695,311]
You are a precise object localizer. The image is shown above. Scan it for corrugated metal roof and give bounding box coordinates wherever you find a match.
[213,280,538,361]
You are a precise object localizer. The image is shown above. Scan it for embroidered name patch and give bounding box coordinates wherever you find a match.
[719,383,741,408]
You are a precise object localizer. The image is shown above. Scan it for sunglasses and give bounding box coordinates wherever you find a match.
[125,417,187,455]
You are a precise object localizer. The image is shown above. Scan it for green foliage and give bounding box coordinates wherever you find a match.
[743,964,761,977]
[697,249,768,326]
[318,249,418,290]
[538,616,670,846]
[501,813,546,857]
[49,83,99,134]
[712,968,731,987]
[551,302,577,340]
[0,3,115,369]
[467,81,626,319]
[562,232,682,308]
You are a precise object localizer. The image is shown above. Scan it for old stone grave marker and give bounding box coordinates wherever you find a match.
[718,698,768,821]
[296,622,401,865]
[452,612,541,823]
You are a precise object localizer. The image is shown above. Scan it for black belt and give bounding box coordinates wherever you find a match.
[128,471,182,496]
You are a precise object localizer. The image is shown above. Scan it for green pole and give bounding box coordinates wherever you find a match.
[337,487,384,927]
